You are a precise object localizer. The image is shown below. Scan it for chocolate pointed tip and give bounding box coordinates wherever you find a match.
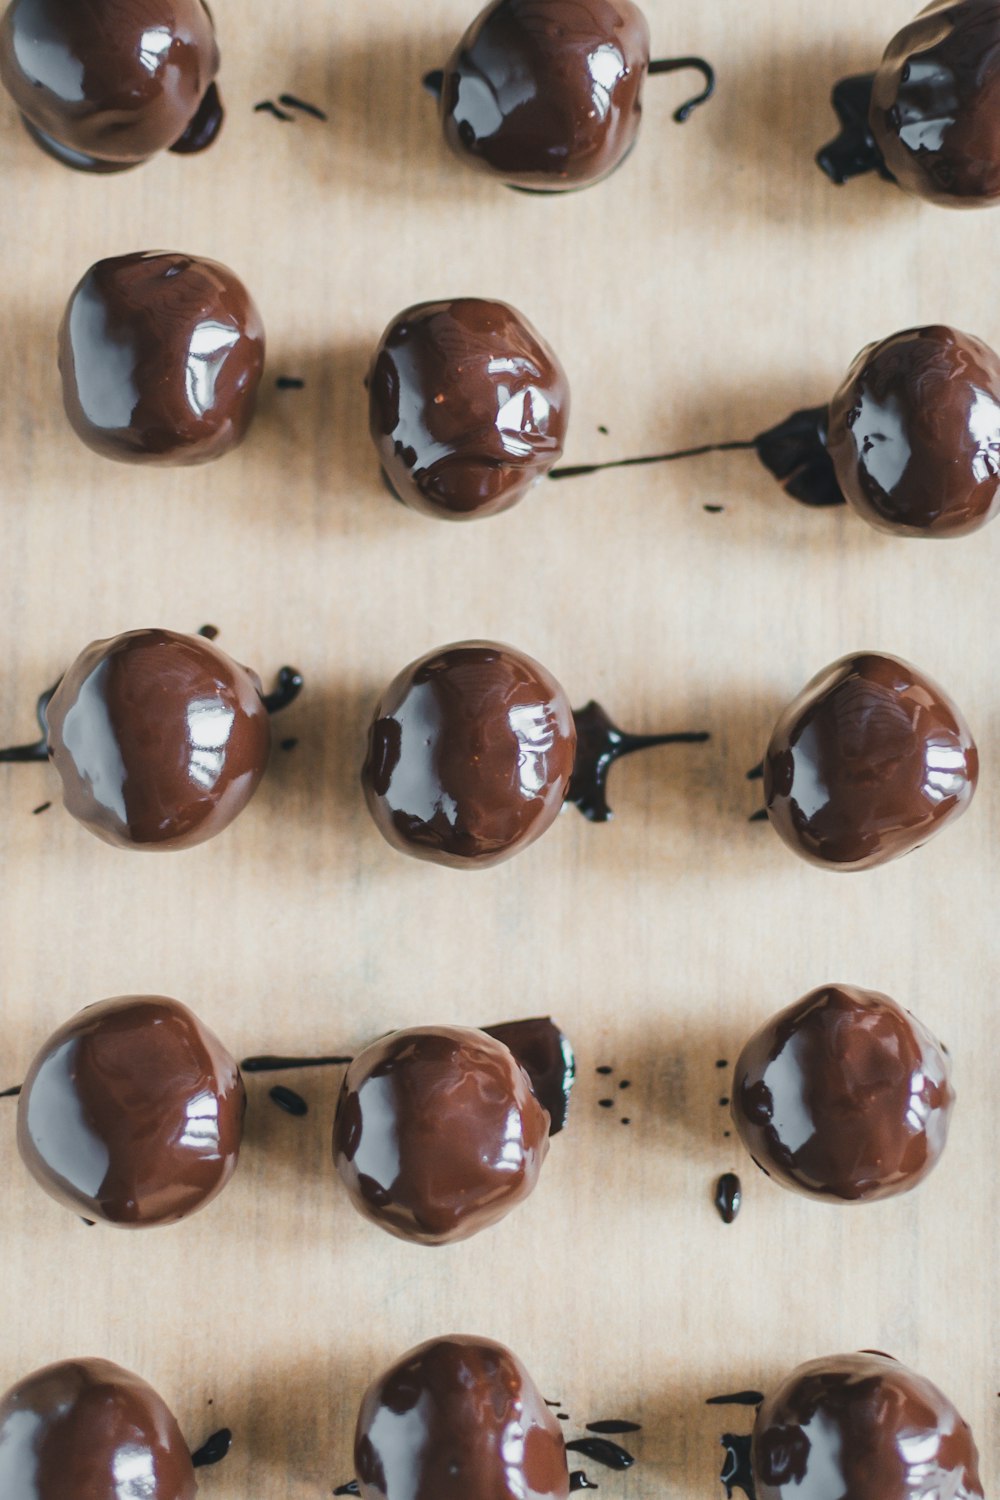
[484,1017,575,1135]
[423,69,444,98]
[170,81,224,155]
[262,667,304,715]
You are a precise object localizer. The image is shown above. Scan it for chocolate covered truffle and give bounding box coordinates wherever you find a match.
[17,995,245,1226]
[59,252,264,465]
[362,641,576,868]
[355,1336,569,1500]
[0,1357,197,1497]
[732,984,955,1202]
[753,1353,983,1500]
[45,628,275,850]
[0,0,223,172]
[368,299,569,520]
[827,325,1000,537]
[437,0,651,190]
[333,1026,550,1244]
[764,653,978,870]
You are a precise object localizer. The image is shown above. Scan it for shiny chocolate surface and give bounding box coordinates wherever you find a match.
[753,1353,983,1499]
[732,984,954,1201]
[827,325,1000,536]
[46,628,273,850]
[0,1357,197,1498]
[361,640,577,868]
[439,0,651,190]
[59,252,264,465]
[355,1336,569,1499]
[0,0,221,170]
[763,653,978,870]
[18,995,245,1226]
[333,1026,550,1244]
[368,299,569,520]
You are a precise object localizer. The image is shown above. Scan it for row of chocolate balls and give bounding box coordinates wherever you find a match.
[4,986,957,1236]
[0,1344,983,1499]
[52,246,1000,538]
[7,627,976,871]
[3,0,1000,213]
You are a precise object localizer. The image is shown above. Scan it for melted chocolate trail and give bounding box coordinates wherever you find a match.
[0,1085,21,1098]
[261,667,304,715]
[647,55,716,123]
[586,1420,641,1435]
[483,1017,575,1135]
[570,1473,598,1491]
[275,376,305,390]
[753,407,845,508]
[569,701,709,822]
[565,1438,634,1470]
[746,762,763,782]
[269,1084,308,1117]
[170,83,224,154]
[719,1432,756,1500]
[706,1393,764,1407]
[423,69,444,97]
[240,1054,353,1073]
[191,1428,232,1468]
[255,100,293,121]
[333,1483,360,1496]
[714,1172,742,1224]
[32,801,52,815]
[197,625,219,640]
[816,74,894,186]
[704,504,724,513]
[549,439,756,483]
[748,809,768,824]
[0,684,58,763]
[279,93,328,120]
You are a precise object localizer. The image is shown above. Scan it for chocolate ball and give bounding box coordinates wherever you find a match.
[46,628,273,851]
[333,1026,550,1244]
[827,325,1000,537]
[361,641,577,869]
[764,653,978,871]
[439,0,650,191]
[59,252,264,465]
[753,1353,983,1500]
[368,299,570,520]
[355,1336,569,1500]
[870,0,1000,209]
[732,984,955,1202]
[0,1357,196,1497]
[17,996,245,1226]
[0,0,221,172]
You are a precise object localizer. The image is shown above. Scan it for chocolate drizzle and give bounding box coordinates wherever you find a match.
[170,82,224,154]
[0,685,58,763]
[483,1017,575,1135]
[0,1085,21,1098]
[260,667,304,715]
[647,55,715,122]
[714,1173,742,1224]
[707,1393,764,1408]
[816,74,894,186]
[586,1421,641,1435]
[191,1428,232,1467]
[549,439,756,482]
[269,1084,308,1116]
[565,1438,634,1470]
[568,701,709,822]
[239,1054,352,1073]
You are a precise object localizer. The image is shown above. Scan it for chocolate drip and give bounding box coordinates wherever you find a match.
[565,1438,634,1470]
[239,1054,352,1073]
[568,701,709,823]
[714,1173,742,1224]
[423,69,444,96]
[0,1085,21,1098]
[254,100,293,121]
[333,1485,360,1496]
[647,55,715,122]
[585,1420,641,1435]
[260,667,304,715]
[570,1474,598,1491]
[197,625,219,640]
[170,83,224,154]
[549,439,756,482]
[748,809,768,823]
[191,1428,232,1467]
[816,74,893,186]
[269,1085,308,1117]
[483,1018,575,1135]
[275,377,305,390]
[753,407,845,508]
[719,1433,756,1500]
[746,762,763,781]
[0,684,58,763]
[706,1393,764,1407]
[278,93,328,120]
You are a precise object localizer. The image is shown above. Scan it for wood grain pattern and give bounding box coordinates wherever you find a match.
[0,1,996,1494]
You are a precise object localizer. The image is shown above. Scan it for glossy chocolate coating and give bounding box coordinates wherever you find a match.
[46,628,272,850]
[368,299,570,520]
[59,252,264,465]
[361,641,577,869]
[764,653,977,871]
[753,1353,983,1500]
[827,325,1000,536]
[870,0,1000,208]
[333,1026,550,1244]
[732,985,954,1202]
[18,995,245,1226]
[439,0,650,190]
[0,1357,196,1498]
[0,0,220,170]
[355,1336,569,1500]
